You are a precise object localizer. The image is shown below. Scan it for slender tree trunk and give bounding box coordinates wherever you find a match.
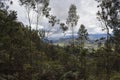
[36,3,40,31]
[36,14,39,30]
[26,6,33,80]
[71,25,74,47]
[105,22,111,80]
[63,32,66,47]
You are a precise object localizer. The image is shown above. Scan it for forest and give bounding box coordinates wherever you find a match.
[0,0,120,80]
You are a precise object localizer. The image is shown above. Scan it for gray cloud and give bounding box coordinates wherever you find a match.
[9,0,106,38]
[49,0,102,33]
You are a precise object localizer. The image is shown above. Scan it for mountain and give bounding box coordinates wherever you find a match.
[88,34,107,40]
[51,34,107,44]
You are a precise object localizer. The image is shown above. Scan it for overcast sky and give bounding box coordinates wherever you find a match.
[9,0,107,38]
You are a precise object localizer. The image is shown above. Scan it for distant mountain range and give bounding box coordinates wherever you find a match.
[88,34,107,40]
[49,34,107,43]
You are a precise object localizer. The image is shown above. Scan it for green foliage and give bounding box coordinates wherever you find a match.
[110,74,120,80]
[66,4,79,46]
[77,24,88,47]
[96,0,120,52]
[66,4,79,26]
[0,0,120,80]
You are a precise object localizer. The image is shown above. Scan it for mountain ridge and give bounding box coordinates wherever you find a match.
[49,34,107,43]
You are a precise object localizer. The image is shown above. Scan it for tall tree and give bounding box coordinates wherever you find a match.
[46,15,59,38]
[34,0,50,30]
[66,4,79,47]
[77,24,88,48]
[60,23,68,47]
[60,23,68,38]
[96,0,120,80]
[19,0,60,41]
[19,0,50,33]
[96,0,120,51]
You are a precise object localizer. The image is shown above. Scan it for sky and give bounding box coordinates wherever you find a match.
[9,0,108,38]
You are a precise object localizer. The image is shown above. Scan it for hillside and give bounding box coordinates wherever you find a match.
[52,34,106,47]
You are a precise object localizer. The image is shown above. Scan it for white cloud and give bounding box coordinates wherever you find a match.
[9,0,107,38]
[49,0,100,34]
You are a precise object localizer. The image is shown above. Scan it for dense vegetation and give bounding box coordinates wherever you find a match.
[0,0,120,80]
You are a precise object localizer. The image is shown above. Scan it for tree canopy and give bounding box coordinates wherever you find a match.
[0,0,120,80]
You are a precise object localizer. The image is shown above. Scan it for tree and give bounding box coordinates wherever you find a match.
[60,23,68,47]
[96,0,120,52]
[77,24,88,48]
[19,0,49,27]
[46,15,59,38]
[60,23,68,38]
[19,0,50,34]
[77,25,89,80]
[19,0,61,42]
[66,4,79,47]
[34,0,50,30]
[96,1,120,79]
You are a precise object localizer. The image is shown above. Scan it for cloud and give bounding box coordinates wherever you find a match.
[49,0,100,33]
[9,0,106,38]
